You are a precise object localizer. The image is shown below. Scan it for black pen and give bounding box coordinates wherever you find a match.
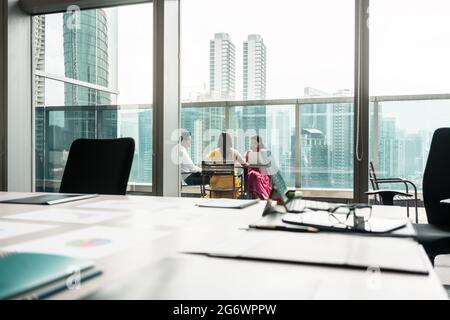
[249,224,319,233]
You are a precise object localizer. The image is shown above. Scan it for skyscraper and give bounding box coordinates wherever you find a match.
[63,9,113,106]
[330,102,354,189]
[61,9,117,156]
[242,34,267,147]
[138,110,153,184]
[34,15,46,190]
[34,15,46,107]
[379,116,398,178]
[243,34,266,100]
[209,33,235,100]
[301,128,329,188]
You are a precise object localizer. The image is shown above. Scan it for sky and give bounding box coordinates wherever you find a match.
[180,0,450,133]
[181,0,355,100]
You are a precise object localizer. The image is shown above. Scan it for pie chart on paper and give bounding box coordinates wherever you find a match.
[66,238,112,248]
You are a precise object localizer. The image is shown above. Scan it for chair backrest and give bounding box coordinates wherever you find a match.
[59,138,135,195]
[423,128,450,226]
[201,161,235,176]
[369,161,380,191]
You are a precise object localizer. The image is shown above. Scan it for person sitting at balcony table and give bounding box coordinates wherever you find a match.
[244,135,272,199]
[206,132,247,198]
[180,130,209,186]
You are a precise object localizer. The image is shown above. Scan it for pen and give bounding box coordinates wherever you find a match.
[250,224,319,233]
[278,225,319,233]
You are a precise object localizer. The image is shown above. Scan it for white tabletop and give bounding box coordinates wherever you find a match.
[0,192,447,300]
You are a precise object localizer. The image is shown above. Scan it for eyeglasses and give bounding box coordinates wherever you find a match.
[328,204,372,228]
[295,203,372,229]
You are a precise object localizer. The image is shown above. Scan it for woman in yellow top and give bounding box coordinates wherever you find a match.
[206,132,247,198]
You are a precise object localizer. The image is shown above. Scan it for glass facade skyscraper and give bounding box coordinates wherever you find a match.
[210,33,235,100]
[243,34,266,101]
[63,9,112,106]
[61,9,117,161]
[242,34,267,149]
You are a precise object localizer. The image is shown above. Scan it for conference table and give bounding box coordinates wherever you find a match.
[0,192,447,300]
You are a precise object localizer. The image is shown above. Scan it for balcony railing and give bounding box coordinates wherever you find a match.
[35,93,450,198]
[35,104,153,192]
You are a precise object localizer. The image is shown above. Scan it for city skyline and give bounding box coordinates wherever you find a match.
[32,1,450,192]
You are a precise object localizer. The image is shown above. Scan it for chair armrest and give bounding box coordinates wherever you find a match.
[374,179,418,197]
[366,190,412,205]
[366,190,412,197]
[376,177,407,182]
[376,178,411,185]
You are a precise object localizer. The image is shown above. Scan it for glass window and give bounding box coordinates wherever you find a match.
[33,3,153,192]
[181,0,355,196]
[370,0,450,191]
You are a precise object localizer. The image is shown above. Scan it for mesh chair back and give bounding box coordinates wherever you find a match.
[201,161,235,176]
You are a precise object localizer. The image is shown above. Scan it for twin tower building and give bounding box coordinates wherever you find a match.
[210,33,266,101]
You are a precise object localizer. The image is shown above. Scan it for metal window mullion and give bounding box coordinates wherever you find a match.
[95,105,99,139]
[373,99,379,171]
[152,0,180,197]
[295,102,301,189]
[225,102,230,131]
[0,0,7,191]
[44,108,49,191]
[353,0,370,203]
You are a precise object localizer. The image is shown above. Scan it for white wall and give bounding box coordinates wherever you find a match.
[7,0,32,191]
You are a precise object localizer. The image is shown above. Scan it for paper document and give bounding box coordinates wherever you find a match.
[3,226,168,260]
[4,209,128,225]
[121,211,205,229]
[197,199,259,209]
[76,200,179,213]
[0,221,56,240]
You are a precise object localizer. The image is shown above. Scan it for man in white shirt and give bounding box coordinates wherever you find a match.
[180,130,208,185]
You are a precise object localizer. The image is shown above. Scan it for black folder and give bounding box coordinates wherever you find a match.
[0,193,98,205]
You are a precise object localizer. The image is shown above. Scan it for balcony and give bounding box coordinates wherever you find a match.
[35,93,450,201]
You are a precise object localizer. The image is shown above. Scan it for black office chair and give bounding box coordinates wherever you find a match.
[414,128,450,264]
[59,138,135,195]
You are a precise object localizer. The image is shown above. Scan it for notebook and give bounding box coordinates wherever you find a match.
[196,199,259,209]
[0,252,101,299]
[183,231,429,275]
[0,194,98,205]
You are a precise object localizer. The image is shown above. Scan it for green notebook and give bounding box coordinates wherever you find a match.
[0,252,99,299]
